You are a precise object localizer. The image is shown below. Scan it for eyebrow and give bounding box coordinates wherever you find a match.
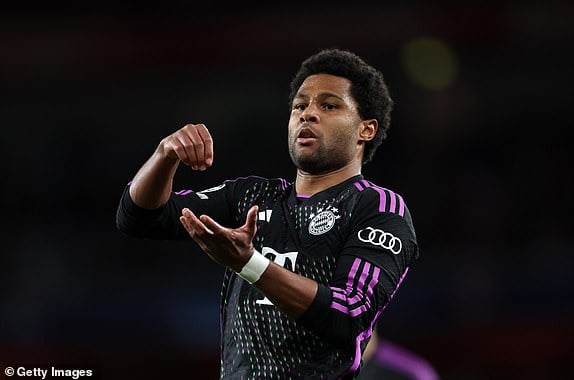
[293,92,346,102]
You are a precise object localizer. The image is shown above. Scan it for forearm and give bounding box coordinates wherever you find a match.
[250,254,397,348]
[127,123,214,210]
[129,146,180,209]
[253,261,319,319]
[250,259,378,348]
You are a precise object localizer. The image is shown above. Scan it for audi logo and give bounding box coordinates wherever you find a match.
[357,227,402,254]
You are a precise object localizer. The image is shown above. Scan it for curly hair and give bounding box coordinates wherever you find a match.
[289,49,393,164]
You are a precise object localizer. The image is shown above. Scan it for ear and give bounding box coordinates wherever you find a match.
[358,119,378,142]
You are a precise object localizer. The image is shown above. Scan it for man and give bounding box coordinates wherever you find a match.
[117,49,418,379]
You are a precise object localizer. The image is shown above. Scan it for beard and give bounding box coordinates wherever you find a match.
[288,140,351,174]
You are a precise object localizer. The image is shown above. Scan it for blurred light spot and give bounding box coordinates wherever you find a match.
[401,37,459,90]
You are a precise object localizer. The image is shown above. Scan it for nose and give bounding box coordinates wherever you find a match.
[300,103,319,123]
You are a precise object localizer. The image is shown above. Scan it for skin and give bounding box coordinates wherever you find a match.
[128,73,378,319]
[288,74,377,196]
[362,329,379,362]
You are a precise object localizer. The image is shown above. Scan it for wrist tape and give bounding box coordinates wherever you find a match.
[237,249,270,284]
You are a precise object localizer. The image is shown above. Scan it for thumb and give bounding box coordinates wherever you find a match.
[242,205,258,238]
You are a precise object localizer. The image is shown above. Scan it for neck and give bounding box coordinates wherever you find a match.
[295,160,362,196]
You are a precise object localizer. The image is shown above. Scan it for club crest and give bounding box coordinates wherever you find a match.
[308,206,340,236]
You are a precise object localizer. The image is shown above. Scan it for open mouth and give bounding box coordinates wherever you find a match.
[297,128,317,139]
[296,128,318,146]
[297,128,317,145]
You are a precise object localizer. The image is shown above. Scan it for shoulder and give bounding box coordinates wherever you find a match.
[224,176,292,200]
[352,179,412,220]
[225,176,291,191]
[349,180,419,261]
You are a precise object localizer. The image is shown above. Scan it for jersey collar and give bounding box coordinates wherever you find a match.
[288,174,364,207]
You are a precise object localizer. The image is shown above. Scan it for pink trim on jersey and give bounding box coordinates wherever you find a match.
[174,189,193,196]
[388,188,397,213]
[371,186,387,213]
[366,181,407,217]
[397,193,405,217]
[343,266,411,377]
[354,180,407,217]
[329,259,381,316]
[347,258,361,288]
[344,309,382,377]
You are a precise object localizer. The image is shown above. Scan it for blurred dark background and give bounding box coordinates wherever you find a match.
[1,2,573,379]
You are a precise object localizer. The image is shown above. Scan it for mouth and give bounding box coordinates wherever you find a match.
[297,128,318,145]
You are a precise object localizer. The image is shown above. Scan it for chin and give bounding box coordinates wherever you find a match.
[294,157,342,174]
[290,147,347,174]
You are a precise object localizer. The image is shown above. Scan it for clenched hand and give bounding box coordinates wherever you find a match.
[159,123,214,170]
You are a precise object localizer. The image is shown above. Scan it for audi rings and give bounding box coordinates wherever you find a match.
[357,227,402,254]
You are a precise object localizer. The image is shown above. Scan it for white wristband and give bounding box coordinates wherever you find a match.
[237,249,270,284]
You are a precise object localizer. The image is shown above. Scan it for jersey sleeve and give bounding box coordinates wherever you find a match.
[298,187,419,349]
[116,179,245,240]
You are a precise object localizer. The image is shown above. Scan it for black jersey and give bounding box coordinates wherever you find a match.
[117,175,418,379]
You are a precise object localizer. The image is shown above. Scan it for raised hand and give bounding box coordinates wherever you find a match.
[179,205,259,272]
[159,123,214,171]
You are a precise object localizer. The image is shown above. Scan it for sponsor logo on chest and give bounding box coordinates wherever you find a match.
[256,247,299,306]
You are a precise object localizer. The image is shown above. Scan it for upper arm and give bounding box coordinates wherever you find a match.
[340,194,418,302]
[298,189,418,347]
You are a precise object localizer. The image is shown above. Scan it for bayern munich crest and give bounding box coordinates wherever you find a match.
[308,206,340,236]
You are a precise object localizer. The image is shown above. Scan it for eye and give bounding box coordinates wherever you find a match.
[293,103,307,111]
[323,103,337,110]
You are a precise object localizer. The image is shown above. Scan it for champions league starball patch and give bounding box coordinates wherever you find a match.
[308,206,340,235]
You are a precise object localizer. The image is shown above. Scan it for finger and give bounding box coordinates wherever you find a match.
[179,215,193,234]
[180,215,212,254]
[242,205,259,237]
[160,135,181,162]
[181,208,214,235]
[172,134,193,166]
[186,125,206,171]
[178,124,199,170]
[179,208,200,235]
[195,124,214,167]
[199,214,225,235]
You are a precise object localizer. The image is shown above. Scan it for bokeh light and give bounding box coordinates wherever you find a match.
[401,36,459,90]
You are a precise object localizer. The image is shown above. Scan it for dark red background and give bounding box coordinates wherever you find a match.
[1,2,572,379]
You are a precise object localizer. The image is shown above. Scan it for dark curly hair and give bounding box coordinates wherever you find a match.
[289,48,393,164]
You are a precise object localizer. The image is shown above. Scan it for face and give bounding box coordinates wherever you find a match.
[288,73,366,174]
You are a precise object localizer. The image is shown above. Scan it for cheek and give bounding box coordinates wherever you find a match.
[332,125,358,151]
[336,122,355,140]
[288,117,298,136]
